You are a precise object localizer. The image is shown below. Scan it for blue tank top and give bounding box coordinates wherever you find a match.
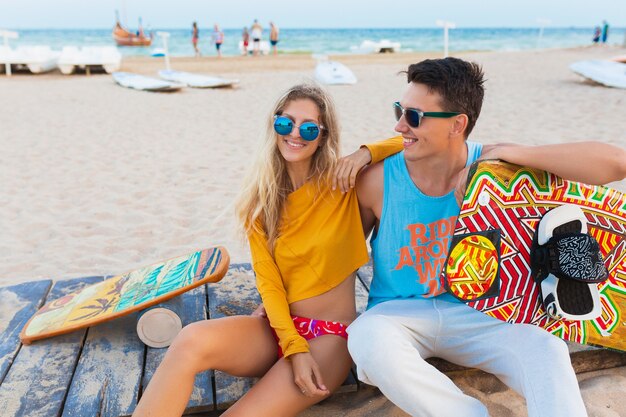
[368,141,483,309]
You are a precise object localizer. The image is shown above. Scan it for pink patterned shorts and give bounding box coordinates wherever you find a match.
[272,315,349,358]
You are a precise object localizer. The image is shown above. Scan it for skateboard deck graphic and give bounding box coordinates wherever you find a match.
[20,247,229,344]
[444,160,626,352]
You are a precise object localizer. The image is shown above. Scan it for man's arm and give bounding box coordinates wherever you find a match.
[356,162,384,239]
[481,142,626,185]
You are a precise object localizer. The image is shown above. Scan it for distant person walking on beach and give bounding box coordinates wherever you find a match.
[601,20,609,44]
[212,24,224,58]
[592,26,601,44]
[191,21,200,57]
[270,22,280,55]
[242,27,250,55]
[251,19,263,56]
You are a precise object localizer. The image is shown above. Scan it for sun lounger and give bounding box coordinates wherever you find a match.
[0,45,60,74]
[58,46,122,75]
[0,45,16,74]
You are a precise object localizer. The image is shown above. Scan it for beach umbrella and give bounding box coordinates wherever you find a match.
[436,20,456,58]
[157,31,171,71]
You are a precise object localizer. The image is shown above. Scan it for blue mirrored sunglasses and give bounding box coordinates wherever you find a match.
[393,102,460,128]
[273,115,324,141]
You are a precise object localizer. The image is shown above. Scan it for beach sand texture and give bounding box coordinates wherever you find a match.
[1,45,625,416]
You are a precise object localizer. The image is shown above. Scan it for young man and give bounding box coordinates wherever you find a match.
[345,57,626,417]
[269,22,280,55]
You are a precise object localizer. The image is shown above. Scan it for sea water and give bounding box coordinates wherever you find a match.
[6,27,626,57]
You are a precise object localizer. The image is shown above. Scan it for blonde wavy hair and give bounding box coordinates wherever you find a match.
[235,83,341,253]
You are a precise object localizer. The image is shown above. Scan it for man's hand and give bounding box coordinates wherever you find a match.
[290,352,329,398]
[250,304,266,317]
[332,147,372,193]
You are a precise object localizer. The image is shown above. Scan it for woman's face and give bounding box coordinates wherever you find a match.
[275,98,322,166]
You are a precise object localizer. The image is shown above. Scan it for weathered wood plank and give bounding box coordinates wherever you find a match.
[137,286,214,416]
[354,274,369,316]
[0,280,52,385]
[207,263,259,410]
[351,266,373,392]
[335,369,359,394]
[61,308,145,416]
[0,276,103,417]
[356,263,373,292]
[568,343,626,373]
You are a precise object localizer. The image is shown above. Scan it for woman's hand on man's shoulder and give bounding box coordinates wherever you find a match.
[332,147,373,193]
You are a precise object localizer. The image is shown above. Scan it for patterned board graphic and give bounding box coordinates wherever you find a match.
[20,247,229,344]
[445,161,626,352]
[446,234,500,301]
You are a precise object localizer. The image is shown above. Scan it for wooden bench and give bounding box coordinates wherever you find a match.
[0,263,625,417]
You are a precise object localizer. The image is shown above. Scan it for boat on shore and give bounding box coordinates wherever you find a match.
[112,18,152,47]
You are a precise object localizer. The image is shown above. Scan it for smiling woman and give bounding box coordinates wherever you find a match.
[241,84,343,250]
[131,84,403,417]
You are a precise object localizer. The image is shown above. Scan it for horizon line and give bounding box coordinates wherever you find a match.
[3,25,621,31]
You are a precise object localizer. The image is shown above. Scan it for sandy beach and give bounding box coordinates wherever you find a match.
[1,45,626,415]
[2,45,625,285]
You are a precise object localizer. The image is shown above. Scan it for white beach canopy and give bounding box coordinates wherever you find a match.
[436,20,456,58]
[156,31,171,71]
[536,18,551,48]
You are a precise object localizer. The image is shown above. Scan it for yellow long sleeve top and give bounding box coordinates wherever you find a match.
[248,136,403,358]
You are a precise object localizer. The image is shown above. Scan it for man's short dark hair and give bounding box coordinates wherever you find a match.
[405,57,485,137]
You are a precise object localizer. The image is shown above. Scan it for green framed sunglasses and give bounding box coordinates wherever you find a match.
[394,102,460,128]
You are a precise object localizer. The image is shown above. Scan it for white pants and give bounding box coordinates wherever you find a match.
[347,298,587,417]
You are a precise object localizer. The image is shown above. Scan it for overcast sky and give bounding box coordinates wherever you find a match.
[1,0,624,29]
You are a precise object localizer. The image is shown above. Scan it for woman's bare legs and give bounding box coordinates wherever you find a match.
[133,315,277,417]
[223,334,353,417]
[133,316,353,417]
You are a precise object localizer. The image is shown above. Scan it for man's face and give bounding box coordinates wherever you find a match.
[394,82,456,162]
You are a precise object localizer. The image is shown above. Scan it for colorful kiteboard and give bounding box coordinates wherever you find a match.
[20,247,229,344]
[443,160,626,352]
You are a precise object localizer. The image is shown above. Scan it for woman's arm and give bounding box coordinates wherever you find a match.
[249,228,329,397]
[333,136,404,192]
[248,228,309,358]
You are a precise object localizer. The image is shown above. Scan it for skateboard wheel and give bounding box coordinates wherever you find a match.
[137,307,182,348]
